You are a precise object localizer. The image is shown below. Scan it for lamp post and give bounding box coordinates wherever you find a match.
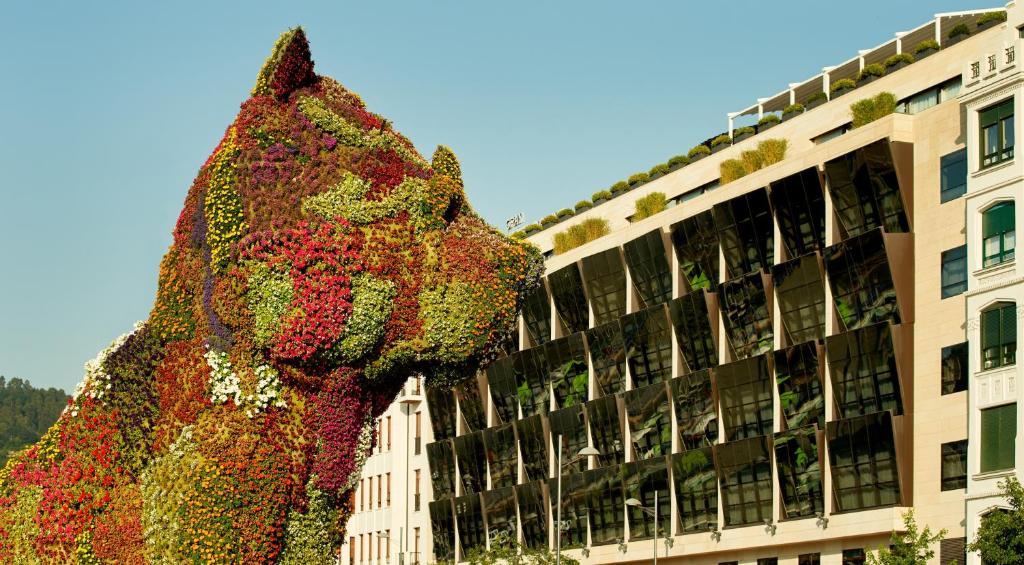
[555,436,600,565]
[625,491,662,565]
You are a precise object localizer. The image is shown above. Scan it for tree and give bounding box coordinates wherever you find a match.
[866,509,945,565]
[0,376,70,466]
[438,530,580,565]
[968,477,1024,564]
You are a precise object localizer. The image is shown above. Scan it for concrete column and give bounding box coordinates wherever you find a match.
[935,16,943,46]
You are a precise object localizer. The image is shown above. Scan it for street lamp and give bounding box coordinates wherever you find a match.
[625,491,665,565]
[555,436,600,565]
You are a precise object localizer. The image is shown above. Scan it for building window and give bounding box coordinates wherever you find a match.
[414,469,422,511]
[758,559,778,565]
[982,202,1015,268]
[940,149,968,202]
[940,537,966,565]
[386,473,391,506]
[386,416,392,450]
[981,403,1017,473]
[415,412,422,455]
[581,247,628,325]
[799,554,821,565]
[980,97,1014,168]
[842,549,866,565]
[896,76,962,115]
[941,342,968,394]
[827,412,901,511]
[981,302,1016,370]
[941,245,968,298]
[941,440,968,490]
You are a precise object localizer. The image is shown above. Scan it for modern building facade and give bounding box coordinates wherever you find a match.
[419,5,1022,565]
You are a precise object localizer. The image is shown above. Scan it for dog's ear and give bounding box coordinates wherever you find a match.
[252,27,316,100]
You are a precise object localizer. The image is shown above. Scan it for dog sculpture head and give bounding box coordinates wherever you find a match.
[0,28,542,562]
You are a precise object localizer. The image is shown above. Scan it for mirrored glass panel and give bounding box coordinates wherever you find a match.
[582,248,628,326]
[672,448,718,533]
[770,167,827,258]
[716,354,774,441]
[550,405,588,475]
[671,211,720,291]
[773,254,826,345]
[587,394,625,467]
[456,379,486,433]
[622,305,674,387]
[549,263,590,335]
[717,437,773,527]
[586,465,626,545]
[714,188,774,279]
[548,471,590,549]
[825,228,900,331]
[624,230,673,307]
[545,333,589,409]
[486,355,519,424]
[483,423,518,489]
[826,322,903,418]
[824,138,909,238]
[669,291,719,372]
[426,386,457,441]
[774,425,824,519]
[454,493,485,554]
[625,382,672,460]
[671,369,718,450]
[454,431,487,494]
[827,411,901,511]
[523,284,552,347]
[775,342,825,429]
[426,439,456,500]
[516,480,548,550]
[516,414,549,482]
[719,272,773,360]
[513,348,550,417]
[483,486,518,544]
[429,500,455,561]
[587,322,628,397]
[623,457,670,541]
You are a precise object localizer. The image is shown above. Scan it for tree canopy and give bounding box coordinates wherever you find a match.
[0,376,69,466]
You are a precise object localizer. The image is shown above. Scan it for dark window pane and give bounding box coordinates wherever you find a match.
[671,370,718,450]
[623,458,670,541]
[587,322,628,397]
[522,284,552,347]
[826,322,903,418]
[483,486,518,543]
[587,394,625,467]
[582,248,628,325]
[513,347,550,417]
[624,230,673,307]
[426,440,456,500]
[625,382,672,460]
[842,549,866,565]
[516,414,549,481]
[800,553,822,565]
[825,228,901,331]
[622,305,674,387]
[941,342,968,395]
[981,303,1017,370]
[545,333,589,409]
[486,356,520,424]
[454,493,485,554]
[670,211,720,291]
[669,291,719,372]
[773,254,826,344]
[717,437,773,526]
[940,149,968,202]
[827,412,902,512]
[455,379,486,432]
[549,263,590,334]
[483,423,518,489]
[429,500,455,561]
[426,387,457,440]
[979,97,1014,168]
[941,245,968,298]
[775,342,825,429]
[454,431,487,494]
[550,404,588,475]
[758,559,779,565]
[714,188,775,279]
[981,403,1017,472]
[548,471,589,549]
[824,138,910,238]
[770,167,827,257]
[672,448,718,533]
[939,537,966,565]
[940,439,968,491]
[982,202,1015,267]
[775,425,825,518]
[585,465,626,545]
[719,272,774,360]
[716,354,774,441]
[516,481,548,550]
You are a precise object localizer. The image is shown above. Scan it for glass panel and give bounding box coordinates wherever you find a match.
[773,254,826,344]
[982,202,1015,267]
[456,379,487,432]
[587,394,625,467]
[668,291,719,372]
[940,439,968,491]
[717,436,773,526]
[908,88,938,114]
[623,458,670,541]
[483,486,518,542]
[940,149,967,203]
[842,549,866,565]
[582,248,628,325]
[714,188,775,279]
[982,303,1017,370]
[426,386,457,441]
[545,333,589,409]
[548,471,589,550]
[824,139,909,238]
[981,404,1017,472]
[825,228,901,331]
[980,98,1015,167]
[622,305,674,387]
[941,246,968,299]
[625,383,672,460]
[623,230,674,307]
[941,342,968,395]
[523,284,552,347]
[719,272,774,359]
[775,342,825,429]
[670,211,720,291]
[426,440,456,500]
[774,425,824,519]
[454,431,487,494]
[671,370,718,450]
[516,414,549,482]
[483,423,518,489]
[516,480,548,550]
[587,321,628,397]
[550,405,588,475]
[672,448,718,533]
[716,354,774,441]
[826,322,903,418]
[586,465,626,545]
[827,412,902,511]
[429,500,455,561]
[486,355,520,424]
[513,347,550,417]
[549,263,590,335]
[454,493,486,554]
[770,167,827,257]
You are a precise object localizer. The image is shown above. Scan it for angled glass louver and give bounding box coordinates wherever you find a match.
[586,465,625,546]
[773,254,826,345]
[827,411,902,511]
[717,436,773,527]
[454,493,486,554]
[824,138,910,238]
[485,355,519,424]
[455,378,486,432]
[582,247,628,325]
[516,480,548,550]
[668,290,718,373]
[714,188,774,279]
[548,471,590,549]
[775,341,825,429]
[624,229,673,307]
[623,457,670,541]
[549,263,590,334]
[715,354,773,441]
[545,333,589,409]
[671,369,718,450]
[550,405,588,475]
[454,431,487,494]
[622,305,674,387]
[826,322,903,418]
[770,167,827,258]
[483,423,518,489]
[719,272,773,360]
[426,386,457,441]
[670,211,720,292]
[672,447,718,533]
[522,283,552,347]
[429,499,455,561]
[482,486,518,543]
[587,394,625,467]
[516,414,549,482]
[586,321,627,397]
[774,425,824,519]
[825,228,901,331]
[625,382,672,460]
[513,347,550,417]
[426,439,456,500]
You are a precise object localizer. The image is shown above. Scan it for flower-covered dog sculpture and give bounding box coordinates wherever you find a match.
[0,28,542,563]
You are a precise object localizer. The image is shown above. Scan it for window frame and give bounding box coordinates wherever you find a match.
[980,302,1017,371]
[941,245,968,298]
[940,439,968,491]
[980,402,1017,473]
[982,201,1015,268]
[979,97,1015,169]
[939,148,968,203]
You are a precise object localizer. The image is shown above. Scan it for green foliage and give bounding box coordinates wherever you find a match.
[628,172,650,186]
[850,92,897,128]
[806,91,828,104]
[830,78,857,93]
[884,53,915,68]
[758,114,781,126]
[734,126,756,136]
[667,154,690,167]
[252,28,300,96]
[245,262,294,349]
[649,163,670,176]
[453,530,580,565]
[977,11,1007,26]
[331,274,396,364]
[610,181,630,194]
[633,192,667,221]
[574,200,592,212]
[524,223,542,233]
[720,139,788,184]
[553,218,610,255]
[556,208,573,219]
[541,214,558,225]
[297,96,426,166]
[432,145,464,188]
[0,377,69,466]
[279,480,342,565]
[948,23,971,39]
[758,138,787,165]
[913,39,940,53]
[857,63,886,81]
[688,144,711,158]
[783,103,804,115]
[711,134,732,147]
[866,509,946,565]
[968,477,1024,564]
[302,172,451,233]
[591,189,612,201]
[720,159,746,184]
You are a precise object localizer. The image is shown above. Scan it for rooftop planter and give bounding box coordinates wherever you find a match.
[610,180,630,196]
[633,192,667,222]
[710,134,732,153]
[946,23,970,46]
[805,91,828,110]
[913,39,939,60]
[688,144,711,162]
[829,78,857,98]
[883,53,914,73]
[591,189,612,205]
[782,103,804,121]
[552,218,610,255]
[574,200,592,213]
[976,11,1006,32]
[523,223,541,236]
[628,172,650,188]
[667,154,690,172]
[555,208,574,224]
[648,163,670,180]
[733,126,756,143]
[856,63,886,86]
[757,114,781,131]
[541,214,558,228]
[850,91,896,128]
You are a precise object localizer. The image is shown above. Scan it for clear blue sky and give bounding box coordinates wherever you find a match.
[0,0,977,392]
